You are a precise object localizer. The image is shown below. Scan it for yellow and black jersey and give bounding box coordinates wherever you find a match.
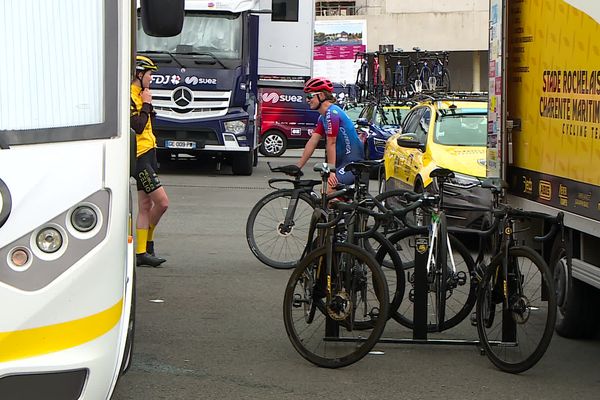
[130,84,157,158]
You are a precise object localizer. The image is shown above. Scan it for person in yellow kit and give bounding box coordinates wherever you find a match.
[131,55,168,267]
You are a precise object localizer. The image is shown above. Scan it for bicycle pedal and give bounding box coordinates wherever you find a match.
[455,271,467,286]
[470,312,477,327]
[292,293,303,308]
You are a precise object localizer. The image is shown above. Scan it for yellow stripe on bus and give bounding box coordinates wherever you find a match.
[0,299,123,363]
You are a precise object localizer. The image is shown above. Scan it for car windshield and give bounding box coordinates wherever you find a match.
[434,114,487,146]
[344,104,364,123]
[378,107,409,128]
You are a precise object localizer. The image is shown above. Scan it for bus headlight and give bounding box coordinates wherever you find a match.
[36,228,63,253]
[71,206,97,232]
[224,120,247,134]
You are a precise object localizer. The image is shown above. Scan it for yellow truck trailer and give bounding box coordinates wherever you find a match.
[488,0,600,338]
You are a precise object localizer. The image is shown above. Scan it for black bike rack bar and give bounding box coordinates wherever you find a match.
[380,230,482,347]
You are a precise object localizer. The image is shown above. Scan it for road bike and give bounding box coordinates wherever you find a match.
[283,162,420,368]
[384,174,562,373]
[246,163,320,269]
[377,169,477,331]
[471,196,561,373]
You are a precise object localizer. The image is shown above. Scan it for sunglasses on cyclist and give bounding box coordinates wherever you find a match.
[305,92,320,100]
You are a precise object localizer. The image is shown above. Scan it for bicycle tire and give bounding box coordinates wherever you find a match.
[435,212,448,330]
[283,243,389,368]
[476,246,557,373]
[246,190,316,269]
[368,230,405,319]
[386,228,477,331]
[333,216,404,321]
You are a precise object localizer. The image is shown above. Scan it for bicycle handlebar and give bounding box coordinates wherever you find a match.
[314,201,393,236]
[497,208,564,242]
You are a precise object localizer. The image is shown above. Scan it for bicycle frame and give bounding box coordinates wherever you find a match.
[425,211,457,275]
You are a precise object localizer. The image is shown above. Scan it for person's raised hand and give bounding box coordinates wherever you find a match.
[141,88,152,104]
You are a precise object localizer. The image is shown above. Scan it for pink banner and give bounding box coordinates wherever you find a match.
[314,45,366,60]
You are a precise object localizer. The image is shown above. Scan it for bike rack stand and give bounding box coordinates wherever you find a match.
[378,232,481,347]
[324,232,520,351]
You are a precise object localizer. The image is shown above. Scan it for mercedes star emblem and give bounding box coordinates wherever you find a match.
[172,87,194,108]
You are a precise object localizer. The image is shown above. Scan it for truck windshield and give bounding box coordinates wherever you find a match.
[137,12,242,60]
[434,114,487,146]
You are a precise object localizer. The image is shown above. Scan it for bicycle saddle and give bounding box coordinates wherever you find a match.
[344,160,384,175]
[313,162,336,175]
[270,164,303,177]
[429,168,455,179]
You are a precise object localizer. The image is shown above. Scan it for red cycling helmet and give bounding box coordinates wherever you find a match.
[303,77,334,93]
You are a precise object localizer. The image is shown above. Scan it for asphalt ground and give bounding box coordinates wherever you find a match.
[112,149,600,400]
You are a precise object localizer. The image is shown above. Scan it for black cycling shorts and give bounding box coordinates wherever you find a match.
[135,149,162,194]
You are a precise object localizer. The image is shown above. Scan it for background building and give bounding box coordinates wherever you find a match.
[314,0,489,91]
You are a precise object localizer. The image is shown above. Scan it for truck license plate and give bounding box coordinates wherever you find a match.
[166,140,196,149]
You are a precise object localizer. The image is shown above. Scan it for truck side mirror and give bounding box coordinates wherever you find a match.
[140,0,184,37]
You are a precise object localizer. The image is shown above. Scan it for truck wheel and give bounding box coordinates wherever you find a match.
[259,130,287,157]
[551,235,600,338]
[232,151,253,176]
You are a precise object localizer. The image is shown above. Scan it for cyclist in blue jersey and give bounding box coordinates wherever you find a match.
[296,77,364,189]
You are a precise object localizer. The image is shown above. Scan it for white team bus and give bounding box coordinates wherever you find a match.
[0,0,182,398]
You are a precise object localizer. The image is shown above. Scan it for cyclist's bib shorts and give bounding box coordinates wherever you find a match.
[135,149,162,194]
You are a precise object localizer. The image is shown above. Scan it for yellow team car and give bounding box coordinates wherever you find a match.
[381,97,491,228]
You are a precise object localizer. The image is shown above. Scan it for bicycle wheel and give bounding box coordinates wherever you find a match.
[387,228,477,331]
[366,231,405,319]
[476,246,557,373]
[283,243,389,368]
[435,213,448,330]
[246,190,316,269]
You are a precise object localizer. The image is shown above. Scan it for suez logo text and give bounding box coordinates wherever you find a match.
[152,75,217,86]
[261,92,304,104]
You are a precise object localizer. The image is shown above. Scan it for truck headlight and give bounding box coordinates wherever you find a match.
[224,120,247,134]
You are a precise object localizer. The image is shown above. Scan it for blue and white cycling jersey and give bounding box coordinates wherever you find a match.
[314,104,364,184]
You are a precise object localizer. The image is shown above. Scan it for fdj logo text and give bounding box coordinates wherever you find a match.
[261,92,303,104]
[152,75,181,85]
